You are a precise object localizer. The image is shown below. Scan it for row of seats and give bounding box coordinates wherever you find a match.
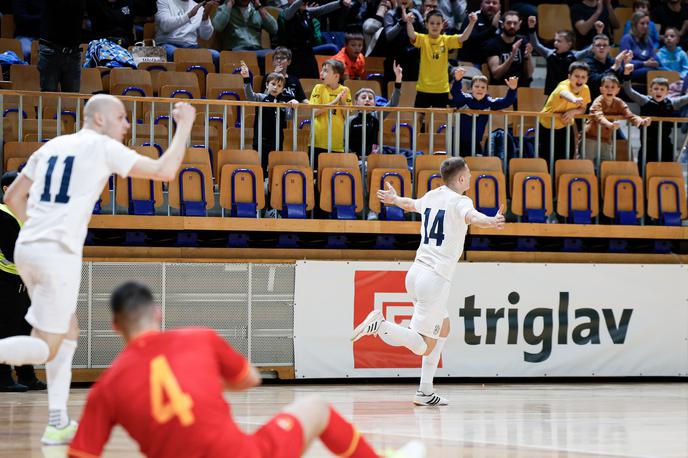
[4,137,686,223]
[466,156,688,225]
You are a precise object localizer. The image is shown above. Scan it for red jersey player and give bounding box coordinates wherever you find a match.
[68,282,425,458]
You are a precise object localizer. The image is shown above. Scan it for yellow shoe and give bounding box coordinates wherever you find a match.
[41,420,78,445]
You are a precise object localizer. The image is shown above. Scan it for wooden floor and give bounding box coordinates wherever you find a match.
[0,382,686,457]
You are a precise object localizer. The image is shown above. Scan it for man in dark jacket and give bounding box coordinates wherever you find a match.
[0,172,46,392]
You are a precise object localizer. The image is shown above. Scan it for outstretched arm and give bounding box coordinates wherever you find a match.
[377,182,419,213]
[466,205,505,228]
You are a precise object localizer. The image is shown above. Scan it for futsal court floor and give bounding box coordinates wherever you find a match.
[0,382,686,457]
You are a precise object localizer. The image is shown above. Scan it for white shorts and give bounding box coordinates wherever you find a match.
[14,241,82,334]
[405,262,451,338]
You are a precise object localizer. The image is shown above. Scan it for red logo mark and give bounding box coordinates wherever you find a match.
[353,270,442,369]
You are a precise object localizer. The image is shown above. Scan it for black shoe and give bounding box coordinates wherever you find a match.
[18,378,47,391]
[0,382,28,392]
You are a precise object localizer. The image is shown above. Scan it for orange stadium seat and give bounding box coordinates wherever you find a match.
[465,157,507,217]
[511,171,553,222]
[157,72,200,99]
[115,146,164,215]
[414,153,446,198]
[645,162,687,225]
[217,148,260,186]
[219,164,265,217]
[267,150,310,188]
[269,164,315,218]
[174,48,215,96]
[317,152,358,191]
[168,163,215,216]
[555,160,598,224]
[508,157,548,195]
[319,165,364,219]
[537,4,572,41]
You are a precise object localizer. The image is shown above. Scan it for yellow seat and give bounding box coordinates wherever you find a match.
[556,173,599,221]
[217,149,260,184]
[0,38,23,58]
[368,167,412,216]
[554,159,595,191]
[219,164,265,216]
[646,70,681,89]
[466,170,507,216]
[602,175,644,223]
[319,166,364,217]
[219,51,259,76]
[509,157,548,196]
[267,150,310,188]
[3,141,43,169]
[168,163,215,215]
[81,68,104,94]
[115,146,164,215]
[537,4,572,41]
[317,152,359,192]
[269,165,315,216]
[511,171,553,221]
[157,71,200,99]
[366,153,408,189]
[414,153,446,197]
[645,162,687,223]
[174,48,215,96]
[600,160,638,195]
[465,156,503,173]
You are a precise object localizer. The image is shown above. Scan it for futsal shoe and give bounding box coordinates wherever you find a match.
[0,382,28,392]
[351,309,384,342]
[41,420,78,445]
[413,391,448,406]
[383,440,427,458]
[19,378,47,390]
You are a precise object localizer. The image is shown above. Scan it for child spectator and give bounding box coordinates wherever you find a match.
[241,62,298,171]
[309,59,353,164]
[623,67,688,164]
[263,47,308,103]
[528,15,601,95]
[348,61,403,158]
[584,34,627,100]
[656,27,688,79]
[451,68,518,156]
[538,61,592,169]
[623,0,660,49]
[383,0,424,85]
[333,33,366,80]
[620,12,660,83]
[584,74,651,162]
[406,8,477,109]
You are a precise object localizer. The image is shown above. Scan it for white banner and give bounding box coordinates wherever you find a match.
[294,261,688,378]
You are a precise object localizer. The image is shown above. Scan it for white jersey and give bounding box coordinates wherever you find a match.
[17,129,141,255]
[413,185,475,281]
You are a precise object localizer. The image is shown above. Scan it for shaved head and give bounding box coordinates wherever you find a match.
[83,94,125,123]
[83,94,130,143]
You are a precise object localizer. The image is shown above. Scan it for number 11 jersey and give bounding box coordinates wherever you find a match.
[18,129,140,254]
[413,185,475,281]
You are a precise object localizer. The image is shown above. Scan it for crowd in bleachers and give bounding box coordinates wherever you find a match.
[0,0,686,225]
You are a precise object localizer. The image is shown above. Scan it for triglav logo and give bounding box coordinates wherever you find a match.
[460,292,634,363]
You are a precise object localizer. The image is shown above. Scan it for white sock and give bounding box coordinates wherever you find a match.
[419,337,446,395]
[378,321,427,356]
[0,336,50,366]
[47,339,77,428]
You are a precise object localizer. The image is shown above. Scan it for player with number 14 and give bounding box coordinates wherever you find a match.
[352,157,504,406]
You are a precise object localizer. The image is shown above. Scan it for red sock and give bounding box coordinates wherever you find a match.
[319,407,378,458]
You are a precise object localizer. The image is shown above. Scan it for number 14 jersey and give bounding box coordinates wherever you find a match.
[413,185,475,281]
[18,129,140,254]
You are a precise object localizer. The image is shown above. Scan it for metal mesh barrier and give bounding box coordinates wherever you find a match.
[75,262,295,368]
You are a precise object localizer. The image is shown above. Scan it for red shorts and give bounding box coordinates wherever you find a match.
[251,413,304,458]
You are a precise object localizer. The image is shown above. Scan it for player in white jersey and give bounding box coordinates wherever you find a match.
[352,157,504,406]
[0,94,196,445]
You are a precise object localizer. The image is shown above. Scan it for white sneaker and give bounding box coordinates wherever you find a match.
[382,440,427,458]
[41,419,78,445]
[413,390,448,406]
[351,309,384,342]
